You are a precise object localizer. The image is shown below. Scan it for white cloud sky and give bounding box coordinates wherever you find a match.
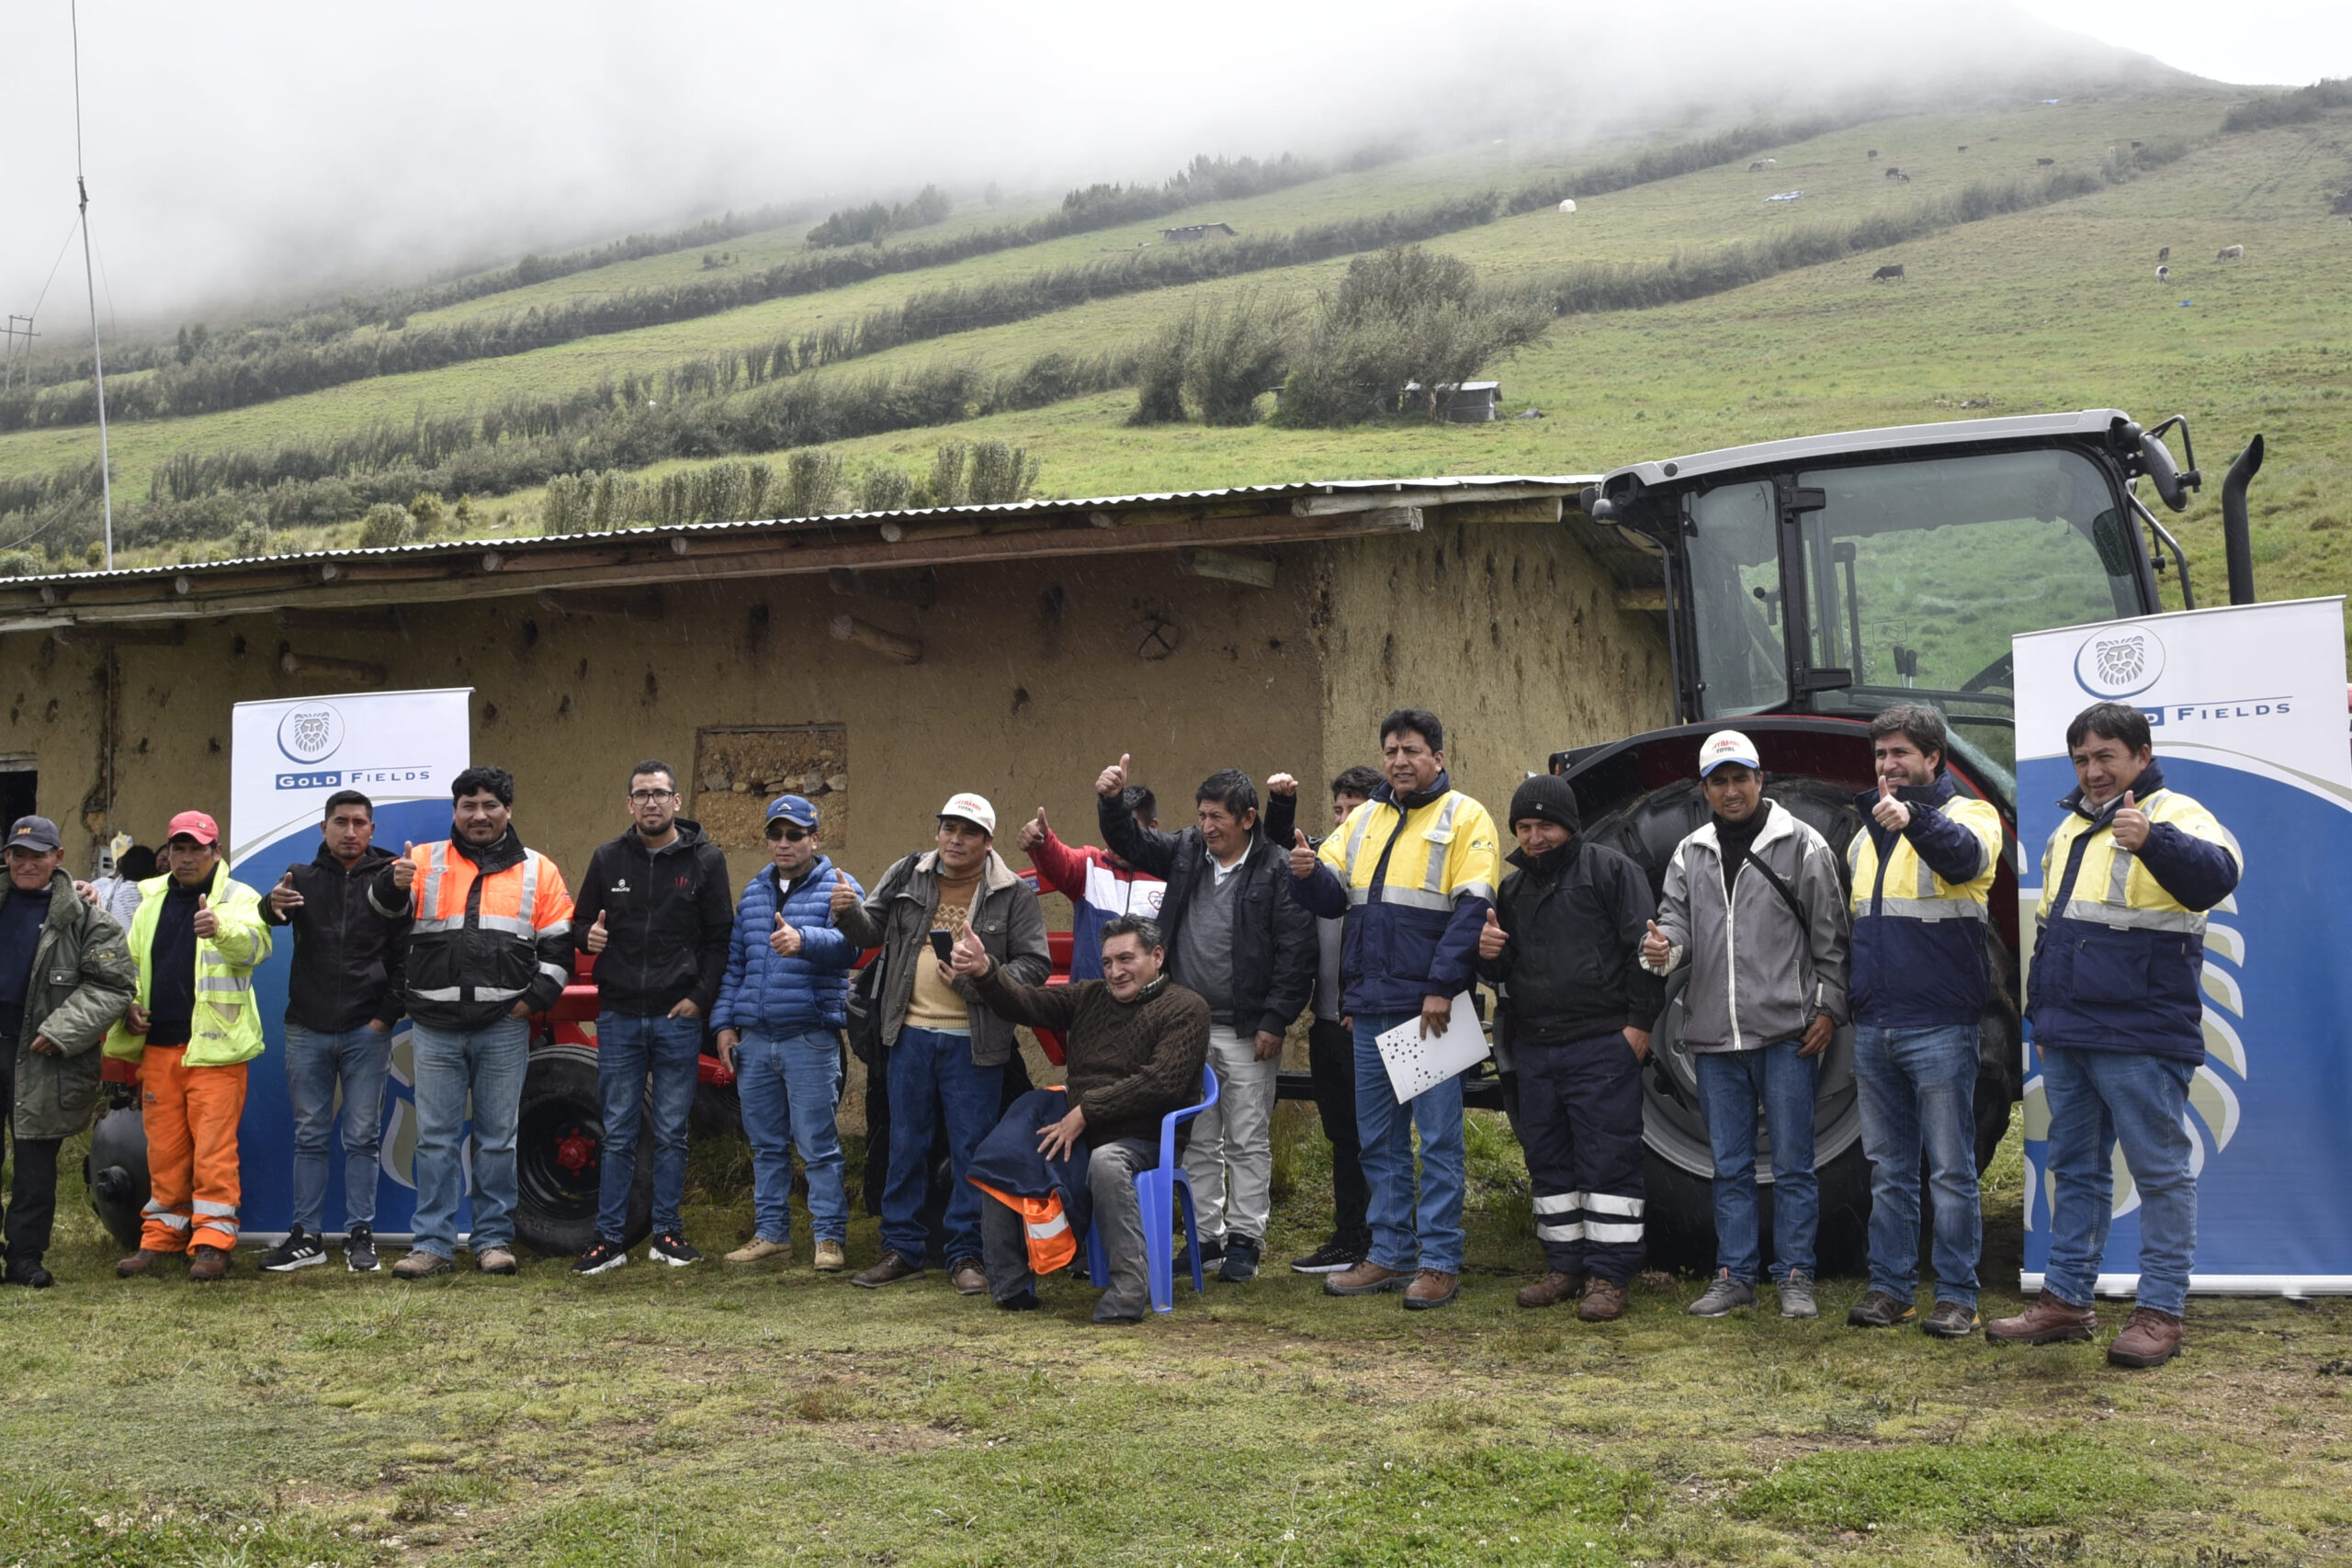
[1,1,2343,331]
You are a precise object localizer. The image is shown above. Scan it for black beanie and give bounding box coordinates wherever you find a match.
[1509,774,1581,833]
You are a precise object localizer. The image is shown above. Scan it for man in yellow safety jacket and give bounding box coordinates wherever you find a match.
[106,810,272,1282]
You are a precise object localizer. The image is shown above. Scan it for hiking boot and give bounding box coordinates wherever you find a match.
[1289,1236,1366,1275]
[345,1225,380,1274]
[188,1246,232,1282]
[1985,1289,2098,1345]
[474,1247,519,1276]
[2107,1306,2184,1369]
[726,1236,790,1264]
[391,1249,455,1280]
[1687,1269,1755,1317]
[1577,1278,1631,1323]
[1323,1260,1413,1297]
[648,1234,703,1268]
[1922,1300,1980,1338]
[1217,1235,1261,1284]
[1516,1270,1585,1309]
[813,1240,847,1272]
[1848,1289,1917,1329]
[117,1248,178,1278]
[261,1225,327,1273]
[6,1258,54,1289]
[1779,1269,1818,1319]
[949,1258,989,1296]
[571,1239,628,1276]
[996,1288,1040,1312]
[1404,1269,1460,1311]
[852,1250,923,1289]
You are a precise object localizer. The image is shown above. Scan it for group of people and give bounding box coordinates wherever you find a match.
[0,699,2237,1366]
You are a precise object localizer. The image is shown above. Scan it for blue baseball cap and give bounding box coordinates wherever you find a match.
[764,795,820,829]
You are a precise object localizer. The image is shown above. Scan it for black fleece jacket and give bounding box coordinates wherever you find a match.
[262,841,408,1033]
[570,819,733,1018]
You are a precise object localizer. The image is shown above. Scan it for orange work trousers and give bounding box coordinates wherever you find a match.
[139,1045,248,1253]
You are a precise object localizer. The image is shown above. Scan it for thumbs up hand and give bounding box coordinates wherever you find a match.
[1641,918,1671,968]
[269,869,304,915]
[1016,807,1049,854]
[1266,773,1298,799]
[391,842,418,890]
[769,910,803,957]
[2110,789,2150,851]
[1095,753,1131,799]
[829,878,859,918]
[1287,829,1317,881]
[1871,774,1911,832]
[948,924,990,979]
[583,909,609,954]
[191,893,219,940]
[1476,907,1509,961]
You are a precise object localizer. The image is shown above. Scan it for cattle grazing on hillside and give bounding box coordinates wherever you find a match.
[2037,157,2056,166]
[2157,265,2171,283]
[1883,166,1905,179]
[1957,144,1969,152]
[2158,246,2170,263]
[2217,244,2245,261]
[1871,265,1906,282]
[1894,172,1911,182]
[1748,158,1779,171]
[1868,148,1880,159]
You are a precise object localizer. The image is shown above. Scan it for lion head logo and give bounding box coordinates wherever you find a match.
[2073,625,2165,698]
[276,703,346,763]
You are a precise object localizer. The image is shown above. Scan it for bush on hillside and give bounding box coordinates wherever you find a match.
[781,450,846,518]
[858,466,916,513]
[967,441,1042,506]
[1127,313,1195,425]
[1278,247,1551,427]
[357,502,419,548]
[1184,291,1298,424]
[2222,77,2352,133]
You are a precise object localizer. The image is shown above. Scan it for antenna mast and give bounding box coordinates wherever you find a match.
[72,0,114,570]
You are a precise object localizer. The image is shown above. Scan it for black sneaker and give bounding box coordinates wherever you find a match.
[1289,1237,1366,1275]
[5,1258,53,1289]
[571,1239,628,1275]
[344,1225,379,1274]
[1183,1235,1225,1267]
[648,1233,703,1268]
[1218,1235,1262,1283]
[260,1225,327,1273]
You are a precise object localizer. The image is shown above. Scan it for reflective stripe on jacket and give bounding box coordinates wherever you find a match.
[371,831,574,1032]
[1290,773,1502,1017]
[1847,774,2003,1028]
[104,863,273,1068]
[2027,761,2240,1063]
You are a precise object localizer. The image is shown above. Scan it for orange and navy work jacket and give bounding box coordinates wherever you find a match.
[370,828,574,1031]
[967,1087,1088,1277]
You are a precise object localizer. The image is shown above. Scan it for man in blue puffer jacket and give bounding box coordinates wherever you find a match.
[712,795,865,1272]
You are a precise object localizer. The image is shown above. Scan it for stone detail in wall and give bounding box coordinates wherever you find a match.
[691,724,848,852]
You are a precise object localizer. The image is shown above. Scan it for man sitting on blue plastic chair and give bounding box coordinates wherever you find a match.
[954,915,1209,1323]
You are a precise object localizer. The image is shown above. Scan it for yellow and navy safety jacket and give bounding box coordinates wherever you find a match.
[1847,772,2004,1028]
[369,827,574,1032]
[1293,772,1502,1016]
[103,862,272,1069]
[2027,760,2241,1064]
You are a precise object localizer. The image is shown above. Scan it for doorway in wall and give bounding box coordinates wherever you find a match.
[0,760,35,836]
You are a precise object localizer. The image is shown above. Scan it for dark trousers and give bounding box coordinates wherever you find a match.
[0,1052,62,1269]
[1307,1016,1371,1248]
[1519,1030,1647,1284]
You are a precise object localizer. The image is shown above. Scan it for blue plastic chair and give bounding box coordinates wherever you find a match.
[1082,1062,1219,1314]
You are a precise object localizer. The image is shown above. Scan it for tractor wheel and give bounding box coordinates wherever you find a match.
[84,1100,151,1252]
[515,1044,652,1257]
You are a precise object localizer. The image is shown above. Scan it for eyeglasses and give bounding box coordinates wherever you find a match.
[628,790,677,803]
[766,824,814,842]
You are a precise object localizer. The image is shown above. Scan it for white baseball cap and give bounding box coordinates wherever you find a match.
[1698,730,1761,776]
[937,792,997,835]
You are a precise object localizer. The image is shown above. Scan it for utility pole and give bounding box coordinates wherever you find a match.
[71,0,113,570]
[0,316,37,391]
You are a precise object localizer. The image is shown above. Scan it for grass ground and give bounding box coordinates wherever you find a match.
[6,1108,2348,1567]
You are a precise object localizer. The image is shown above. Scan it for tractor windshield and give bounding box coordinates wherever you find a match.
[1686,447,2143,787]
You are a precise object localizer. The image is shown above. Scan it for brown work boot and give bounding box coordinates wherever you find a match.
[948,1258,989,1296]
[813,1240,847,1272]
[116,1248,176,1279]
[187,1246,231,1282]
[851,1249,924,1289]
[1323,1260,1413,1297]
[1516,1270,1585,1309]
[391,1249,455,1280]
[2107,1306,2185,1369]
[1578,1278,1631,1322]
[1984,1289,2098,1345]
[1403,1269,1460,1312]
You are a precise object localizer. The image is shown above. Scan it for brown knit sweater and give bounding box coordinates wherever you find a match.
[969,964,1210,1145]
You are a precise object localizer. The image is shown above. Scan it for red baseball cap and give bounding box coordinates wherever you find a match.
[165,810,220,846]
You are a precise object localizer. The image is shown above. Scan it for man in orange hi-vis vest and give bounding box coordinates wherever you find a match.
[368,766,574,1279]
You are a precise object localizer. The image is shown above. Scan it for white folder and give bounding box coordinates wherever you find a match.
[1374,993,1489,1103]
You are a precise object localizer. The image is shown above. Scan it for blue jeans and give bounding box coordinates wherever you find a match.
[1694,1042,1819,1282]
[1855,1023,1982,1307]
[2040,1045,2198,1316]
[409,1016,531,1258]
[882,1027,1002,1266]
[284,1021,393,1232]
[596,1010,703,1243]
[1352,1013,1466,1275]
[735,1028,848,1245]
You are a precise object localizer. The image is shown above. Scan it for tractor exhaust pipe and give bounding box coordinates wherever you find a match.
[2221,434,2265,605]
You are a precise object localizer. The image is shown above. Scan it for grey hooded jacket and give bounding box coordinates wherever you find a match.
[1643,802,1850,1053]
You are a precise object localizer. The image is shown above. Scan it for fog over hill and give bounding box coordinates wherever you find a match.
[0,0,2278,331]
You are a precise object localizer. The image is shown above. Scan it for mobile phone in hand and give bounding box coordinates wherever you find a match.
[928,930,953,963]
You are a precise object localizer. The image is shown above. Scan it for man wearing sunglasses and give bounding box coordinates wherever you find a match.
[569,761,734,1274]
[711,796,863,1272]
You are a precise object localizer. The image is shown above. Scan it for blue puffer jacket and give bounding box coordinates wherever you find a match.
[711,856,865,1037]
